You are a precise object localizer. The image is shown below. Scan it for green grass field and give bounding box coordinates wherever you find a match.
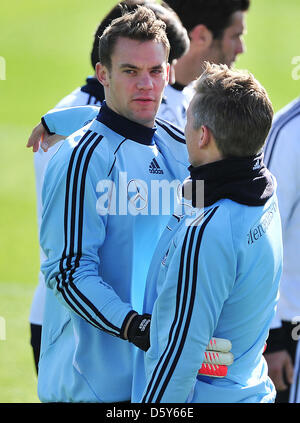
[0,0,300,403]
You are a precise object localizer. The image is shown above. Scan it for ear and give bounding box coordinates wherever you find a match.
[200,126,223,161]
[168,62,176,85]
[189,24,213,48]
[198,125,211,148]
[95,62,110,87]
[165,62,171,86]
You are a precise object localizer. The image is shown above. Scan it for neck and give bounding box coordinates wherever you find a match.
[174,53,206,86]
[190,154,223,168]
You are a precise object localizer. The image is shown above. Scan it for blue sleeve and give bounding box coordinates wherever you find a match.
[42,106,100,137]
[142,206,236,403]
[40,132,134,338]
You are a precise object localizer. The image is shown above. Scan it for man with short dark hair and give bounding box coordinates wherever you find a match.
[159,0,250,127]
[28,0,190,375]
[165,0,249,73]
[37,6,185,403]
[132,63,283,403]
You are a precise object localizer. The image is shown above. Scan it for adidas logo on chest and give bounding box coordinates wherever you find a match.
[149,158,164,174]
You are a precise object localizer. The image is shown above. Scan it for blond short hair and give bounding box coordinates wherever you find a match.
[191,62,273,158]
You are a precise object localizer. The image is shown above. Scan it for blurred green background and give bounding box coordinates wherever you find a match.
[0,0,299,403]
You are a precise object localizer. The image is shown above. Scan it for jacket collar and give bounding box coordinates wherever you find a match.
[96,101,156,145]
[182,153,275,208]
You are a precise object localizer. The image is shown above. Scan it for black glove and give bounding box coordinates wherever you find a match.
[127,313,151,352]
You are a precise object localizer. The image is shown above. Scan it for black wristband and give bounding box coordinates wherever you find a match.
[127,313,151,352]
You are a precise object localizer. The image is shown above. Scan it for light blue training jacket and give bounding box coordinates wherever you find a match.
[38,102,189,402]
[133,160,283,403]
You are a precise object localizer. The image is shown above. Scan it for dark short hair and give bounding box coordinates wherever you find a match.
[98,6,170,70]
[91,0,189,69]
[164,0,250,38]
[147,2,189,63]
[191,62,273,158]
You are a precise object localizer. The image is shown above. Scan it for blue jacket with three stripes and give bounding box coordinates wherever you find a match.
[133,192,282,403]
[38,102,189,402]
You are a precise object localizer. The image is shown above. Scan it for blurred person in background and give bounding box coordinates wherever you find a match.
[264,95,300,402]
[159,0,250,128]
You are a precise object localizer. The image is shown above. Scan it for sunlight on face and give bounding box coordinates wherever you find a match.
[211,11,246,67]
[104,37,169,127]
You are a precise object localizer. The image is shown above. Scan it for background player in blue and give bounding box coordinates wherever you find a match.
[263,96,300,402]
[133,63,283,403]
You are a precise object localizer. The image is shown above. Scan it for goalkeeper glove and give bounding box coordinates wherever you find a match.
[126,313,234,378]
[198,337,234,378]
